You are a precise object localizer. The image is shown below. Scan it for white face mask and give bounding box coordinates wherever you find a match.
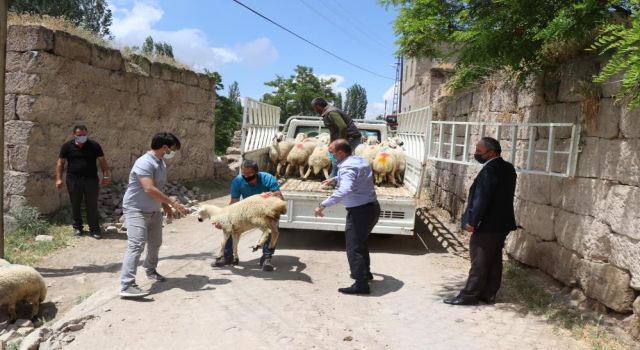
[75,135,88,143]
[163,149,176,160]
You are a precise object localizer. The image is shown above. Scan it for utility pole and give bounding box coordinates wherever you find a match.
[398,54,403,113]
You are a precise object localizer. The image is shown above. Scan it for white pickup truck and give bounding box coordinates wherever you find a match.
[240,98,432,235]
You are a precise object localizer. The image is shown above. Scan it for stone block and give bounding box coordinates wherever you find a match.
[575,137,600,178]
[489,81,518,112]
[577,260,635,313]
[558,57,600,103]
[609,234,640,289]
[91,44,124,71]
[603,185,640,241]
[7,25,54,51]
[587,98,620,139]
[560,178,610,218]
[541,103,580,138]
[517,78,545,108]
[197,74,213,90]
[180,70,199,87]
[5,72,42,95]
[554,210,611,261]
[506,229,539,267]
[53,31,92,64]
[518,201,556,241]
[4,95,16,122]
[599,139,640,186]
[537,241,581,285]
[620,105,640,138]
[515,173,551,205]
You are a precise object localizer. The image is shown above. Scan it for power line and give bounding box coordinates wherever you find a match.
[231,0,395,81]
[327,0,393,51]
[298,0,388,54]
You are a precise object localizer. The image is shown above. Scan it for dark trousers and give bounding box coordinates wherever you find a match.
[66,175,100,233]
[460,232,509,300]
[223,232,275,258]
[345,201,380,282]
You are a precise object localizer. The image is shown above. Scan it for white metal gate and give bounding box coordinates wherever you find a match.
[427,121,581,177]
[240,97,281,156]
[396,107,432,195]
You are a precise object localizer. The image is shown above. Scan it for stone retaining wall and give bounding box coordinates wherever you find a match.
[426,56,640,319]
[4,25,217,214]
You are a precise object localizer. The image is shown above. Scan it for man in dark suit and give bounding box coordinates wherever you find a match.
[444,137,517,306]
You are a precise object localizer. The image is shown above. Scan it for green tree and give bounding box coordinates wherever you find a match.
[344,84,368,119]
[228,81,242,114]
[380,0,636,90]
[592,7,640,110]
[10,0,113,37]
[142,36,154,55]
[335,93,343,110]
[261,65,339,122]
[206,71,242,154]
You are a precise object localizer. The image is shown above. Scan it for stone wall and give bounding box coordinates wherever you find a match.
[4,25,217,214]
[426,55,640,318]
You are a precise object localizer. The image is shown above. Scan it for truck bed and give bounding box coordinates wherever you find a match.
[279,178,414,199]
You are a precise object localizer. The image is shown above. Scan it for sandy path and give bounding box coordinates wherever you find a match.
[33,196,585,350]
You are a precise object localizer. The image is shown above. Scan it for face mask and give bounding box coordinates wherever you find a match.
[163,149,176,160]
[328,151,336,162]
[474,152,487,164]
[243,174,257,182]
[75,135,88,143]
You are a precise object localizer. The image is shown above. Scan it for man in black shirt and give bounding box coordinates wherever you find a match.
[56,125,110,239]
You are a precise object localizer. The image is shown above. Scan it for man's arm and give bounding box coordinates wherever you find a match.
[321,168,356,207]
[465,169,497,229]
[229,197,240,205]
[55,158,66,189]
[329,112,348,139]
[97,156,110,186]
[139,176,187,215]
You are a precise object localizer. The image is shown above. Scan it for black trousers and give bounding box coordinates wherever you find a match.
[66,175,100,233]
[460,232,509,300]
[345,201,380,282]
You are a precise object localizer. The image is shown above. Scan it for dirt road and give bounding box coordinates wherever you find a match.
[32,195,585,350]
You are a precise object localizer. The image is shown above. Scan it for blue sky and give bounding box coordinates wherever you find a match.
[108,0,400,118]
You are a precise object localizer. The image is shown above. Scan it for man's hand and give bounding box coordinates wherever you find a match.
[101,178,111,187]
[55,179,64,189]
[464,224,475,233]
[260,192,274,198]
[213,223,223,229]
[321,178,336,186]
[162,203,173,220]
[314,206,324,218]
[171,201,188,216]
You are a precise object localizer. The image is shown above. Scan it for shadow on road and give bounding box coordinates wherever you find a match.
[368,272,405,297]
[216,255,313,283]
[148,274,231,296]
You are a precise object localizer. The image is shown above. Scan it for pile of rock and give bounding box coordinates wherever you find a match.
[97,181,216,231]
[0,318,35,349]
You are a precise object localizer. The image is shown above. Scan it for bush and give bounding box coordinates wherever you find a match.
[9,206,50,236]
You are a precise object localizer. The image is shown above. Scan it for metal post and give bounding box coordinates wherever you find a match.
[398,55,403,112]
[0,0,9,258]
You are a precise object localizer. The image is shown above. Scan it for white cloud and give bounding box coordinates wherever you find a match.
[318,74,347,97]
[365,84,396,119]
[109,0,278,71]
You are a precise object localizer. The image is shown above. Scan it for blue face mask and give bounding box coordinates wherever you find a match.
[328,151,336,162]
[75,135,88,143]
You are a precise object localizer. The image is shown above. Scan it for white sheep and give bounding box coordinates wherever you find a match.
[285,135,318,178]
[269,132,295,178]
[355,135,379,157]
[303,144,332,180]
[196,194,288,265]
[371,147,400,187]
[0,262,47,321]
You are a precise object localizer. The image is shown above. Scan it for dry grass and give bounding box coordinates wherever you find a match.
[8,12,191,71]
[502,262,634,350]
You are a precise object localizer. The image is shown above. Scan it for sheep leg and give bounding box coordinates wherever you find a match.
[298,165,306,178]
[276,163,283,178]
[268,220,280,248]
[217,231,231,259]
[322,167,330,180]
[31,298,41,318]
[302,167,312,180]
[284,163,292,178]
[389,170,399,187]
[253,228,271,251]
[231,234,240,265]
[8,303,17,321]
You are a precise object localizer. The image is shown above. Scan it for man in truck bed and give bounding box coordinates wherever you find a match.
[312,97,362,189]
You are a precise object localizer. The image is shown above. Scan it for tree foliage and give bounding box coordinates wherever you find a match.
[206,71,242,154]
[591,4,640,110]
[139,36,174,59]
[344,84,368,119]
[10,0,113,38]
[380,0,637,91]
[261,65,339,122]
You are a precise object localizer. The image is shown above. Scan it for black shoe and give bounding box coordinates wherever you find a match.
[261,257,274,272]
[211,256,234,267]
[73,228,83,236]
[146,270,166,282]
[443,296,479,306]
[338,282,370,295]
[90,231,102,239]
[479,295,496,304]
[350,272,374,281]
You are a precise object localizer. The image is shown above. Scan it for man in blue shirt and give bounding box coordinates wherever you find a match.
[212,159,283,271]
[315,139,380,295]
